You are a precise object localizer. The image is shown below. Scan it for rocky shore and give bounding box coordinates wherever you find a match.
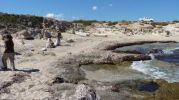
[0,13,179,99]
[0,31,179,99]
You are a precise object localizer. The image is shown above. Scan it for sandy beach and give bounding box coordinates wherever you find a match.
[0,32,178,99]
[1,0,179,99]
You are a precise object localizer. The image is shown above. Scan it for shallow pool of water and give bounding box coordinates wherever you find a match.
[138,82,159,92]
[81,64,149,82]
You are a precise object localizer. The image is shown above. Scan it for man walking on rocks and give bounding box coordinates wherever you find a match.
[2,31,16,71]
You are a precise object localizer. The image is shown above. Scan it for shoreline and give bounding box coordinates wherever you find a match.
[0,33,179,99]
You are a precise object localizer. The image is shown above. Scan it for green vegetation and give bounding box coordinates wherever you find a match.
[107,21,118,26]
[0,15,16,24]
[0,13,43,29]
[173,20,179,23]
[118,20,133,25]
[151,22,169,27]
[72,20,98,26]
[143,80,179,100]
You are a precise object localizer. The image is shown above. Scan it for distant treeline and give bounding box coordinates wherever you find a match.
[173,20,179,23]
[72,20,138,26]
[0,12,73,33]
[72,20,100,26]
[0,13,43,29]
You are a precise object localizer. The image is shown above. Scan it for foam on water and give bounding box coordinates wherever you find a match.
[162,47,179,55]
[119,43,179,83]
[162,49,174,55]
[131,60,179,83]
[149,54,155,60]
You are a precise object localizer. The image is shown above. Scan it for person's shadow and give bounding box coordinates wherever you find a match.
[16,68,40,73]
[0,68,40,73]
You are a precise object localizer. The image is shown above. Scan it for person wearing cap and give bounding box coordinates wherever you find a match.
[2,31,15,71]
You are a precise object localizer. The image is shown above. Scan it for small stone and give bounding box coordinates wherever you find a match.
[41,48,47,51]
[111,84,120,92]
[66,39,75,43]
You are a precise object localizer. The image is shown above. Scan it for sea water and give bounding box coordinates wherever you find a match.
[81,43,179,83]
[131,45,179,83]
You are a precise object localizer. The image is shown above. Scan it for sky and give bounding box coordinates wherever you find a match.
[0,0,179,21]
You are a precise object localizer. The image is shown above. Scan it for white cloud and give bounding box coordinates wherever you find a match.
[109,4,113,7]
[46,13,55,18]
[45,13,64,20]
[92,6,98,11]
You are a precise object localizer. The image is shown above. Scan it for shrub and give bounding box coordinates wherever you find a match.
[72,20,98,26]
[108,22,118,26]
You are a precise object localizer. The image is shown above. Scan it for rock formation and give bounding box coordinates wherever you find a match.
[69,84,99,100]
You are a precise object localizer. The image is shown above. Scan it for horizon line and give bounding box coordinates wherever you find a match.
[0,11,179,22]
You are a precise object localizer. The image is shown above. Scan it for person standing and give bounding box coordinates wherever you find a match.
[54,26,63,46]
[2,31,15,71]
[55,31,62,46]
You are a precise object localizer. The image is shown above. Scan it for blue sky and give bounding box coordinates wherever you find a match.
[0,0,179,21]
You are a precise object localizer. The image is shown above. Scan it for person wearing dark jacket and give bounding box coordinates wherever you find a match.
[2,32,15,71]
